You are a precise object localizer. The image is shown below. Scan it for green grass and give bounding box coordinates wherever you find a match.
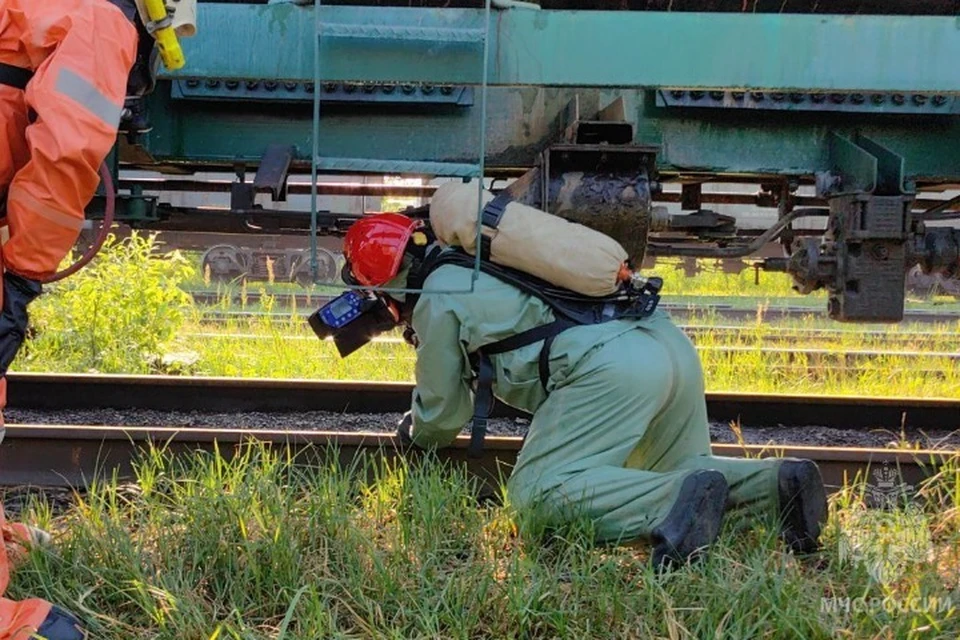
[142,310,960,398]
[6,443,960,639]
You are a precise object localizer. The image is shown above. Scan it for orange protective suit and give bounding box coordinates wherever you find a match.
[0,1,138,637]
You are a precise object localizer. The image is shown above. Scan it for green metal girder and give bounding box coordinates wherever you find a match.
[138,86,960,181]
[171,5,960,91]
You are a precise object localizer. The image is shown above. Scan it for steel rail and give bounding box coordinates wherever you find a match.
[178,330,960,360]
[185,292,960,324]
[179,329,960,351]
[5,373,959,430]
[0,425,953,499]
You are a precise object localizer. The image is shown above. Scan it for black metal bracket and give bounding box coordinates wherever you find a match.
[230,144,296,210]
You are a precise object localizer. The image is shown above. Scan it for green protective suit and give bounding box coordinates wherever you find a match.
[406,263,785,543]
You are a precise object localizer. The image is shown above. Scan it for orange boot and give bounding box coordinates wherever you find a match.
[0,507,86,640]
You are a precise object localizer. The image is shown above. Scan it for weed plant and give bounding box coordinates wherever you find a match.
[17,233,195,374]
[6,443,960,638]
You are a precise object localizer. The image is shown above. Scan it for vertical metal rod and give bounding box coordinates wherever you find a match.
[472,0,492,292]
[310,0,322,283]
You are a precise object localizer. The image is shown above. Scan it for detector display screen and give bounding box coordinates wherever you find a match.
[318,290,366,329]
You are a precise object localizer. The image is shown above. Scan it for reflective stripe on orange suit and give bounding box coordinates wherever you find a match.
[0,1,137,634]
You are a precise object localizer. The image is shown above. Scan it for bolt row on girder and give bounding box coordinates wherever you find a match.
[180,79,459,95]
[666,89,951,107]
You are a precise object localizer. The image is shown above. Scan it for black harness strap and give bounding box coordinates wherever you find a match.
[467,318,576,457]
[478,191,511,260]
[469,354,496,458]
[0,63,33,91]
[539,333,560,389]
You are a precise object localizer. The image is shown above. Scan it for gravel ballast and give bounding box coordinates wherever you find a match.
[5,408,960,449]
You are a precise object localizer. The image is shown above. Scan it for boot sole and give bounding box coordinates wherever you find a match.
[778,460,827,554]
[652,470,729,570]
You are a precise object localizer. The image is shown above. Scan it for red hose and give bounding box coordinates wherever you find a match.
[41,161,115,284]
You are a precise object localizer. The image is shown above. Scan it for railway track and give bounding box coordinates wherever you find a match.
[178,332,960,368]
[5,373,958,429]
[183,328,960,350]
[0,425,953,504]
[187,294,960,326]
[2,375,955,503]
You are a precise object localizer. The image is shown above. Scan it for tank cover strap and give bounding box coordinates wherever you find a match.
[479,191,512,259]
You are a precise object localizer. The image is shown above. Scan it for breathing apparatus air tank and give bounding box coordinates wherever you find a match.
[430,182,640,298]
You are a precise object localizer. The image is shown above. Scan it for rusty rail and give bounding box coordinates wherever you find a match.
[0,425,952,499]
[5,373,959,430]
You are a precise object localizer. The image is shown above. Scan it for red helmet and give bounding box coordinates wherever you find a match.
[344,213,422,287]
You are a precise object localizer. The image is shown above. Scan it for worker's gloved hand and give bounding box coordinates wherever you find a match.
[402,324,419,348]
[397,411,413,445]
[0,272,42,376]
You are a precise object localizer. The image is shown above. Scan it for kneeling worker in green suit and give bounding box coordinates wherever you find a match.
[317,206,827,570]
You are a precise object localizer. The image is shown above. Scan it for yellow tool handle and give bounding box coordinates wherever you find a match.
[154,28,185,71]
[142,0,186,71]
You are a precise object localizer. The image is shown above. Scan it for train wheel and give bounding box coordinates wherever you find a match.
[201,245,250,283]
[293,248,339,286]
[906,265,960,299]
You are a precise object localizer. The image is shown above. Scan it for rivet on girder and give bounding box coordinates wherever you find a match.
[439,85,454,95]
[751,91,764,101]
[870,94,884,105]
[362,82,378,94]
[689,90,704,100]
[422,84,436,95]
[284,81,298,92]
[933,95,947,106]
[709,91,724,100]
[892,94,905,105]
[731,91,744,100]
[264,81,278,92]
[830,93,846,104]
[246,80,260,90]
[851,93,865,104]
[401,83,416,95]
[382,83,397,94]
[810,93,825,103]
[205,79,220,89]
[670,90,684,99]
[913,94,928,105]
[789,93,804,103]
[771,92,784,102]
[185,79,200,88]
[225,80,240,90]
[322,82,338,93]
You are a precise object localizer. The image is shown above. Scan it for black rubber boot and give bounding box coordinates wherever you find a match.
[777,460,828,554]
[35,605,88,639]
[651,470,729,571]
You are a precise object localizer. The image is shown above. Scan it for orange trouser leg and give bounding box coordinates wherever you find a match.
[0,506,54,640]
[0,84,21,424]
[0,597,52,640]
